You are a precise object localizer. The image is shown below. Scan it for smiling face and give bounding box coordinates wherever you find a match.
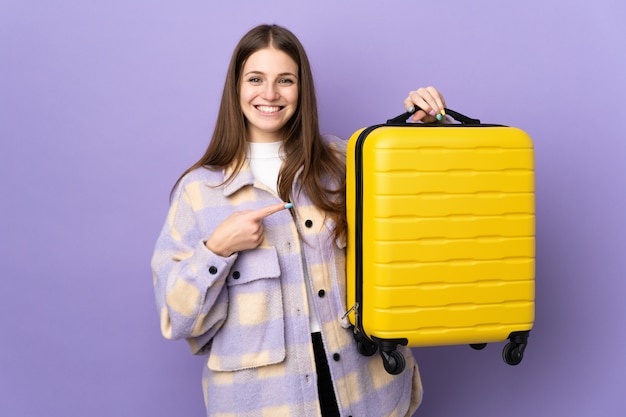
[239,47,299,143]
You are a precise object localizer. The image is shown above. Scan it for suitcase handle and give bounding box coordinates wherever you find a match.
[386,107,481,125]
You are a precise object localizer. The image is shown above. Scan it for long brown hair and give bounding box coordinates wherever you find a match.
[174,24,346,241]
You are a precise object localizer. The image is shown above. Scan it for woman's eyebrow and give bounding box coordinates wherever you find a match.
[243,70,297,78]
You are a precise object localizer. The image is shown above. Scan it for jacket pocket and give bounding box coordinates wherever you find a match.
[207,246,285,371]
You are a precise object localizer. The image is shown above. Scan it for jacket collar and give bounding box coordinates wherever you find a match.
[219,160,256,197]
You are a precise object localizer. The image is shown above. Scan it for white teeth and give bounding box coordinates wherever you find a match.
[256,105,281,113]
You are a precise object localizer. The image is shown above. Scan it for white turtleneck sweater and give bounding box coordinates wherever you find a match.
[247,141,322,333]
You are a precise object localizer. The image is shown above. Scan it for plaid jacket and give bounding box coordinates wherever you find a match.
[151,135,422,417]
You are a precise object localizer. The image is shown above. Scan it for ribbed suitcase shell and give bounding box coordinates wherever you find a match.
[346,123,535,364]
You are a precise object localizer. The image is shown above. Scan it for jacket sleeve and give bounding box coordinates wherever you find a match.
[150,179,237,354]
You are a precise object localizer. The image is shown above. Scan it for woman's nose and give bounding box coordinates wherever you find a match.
[261,84,279,100]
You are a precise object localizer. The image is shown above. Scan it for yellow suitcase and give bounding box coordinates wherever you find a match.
[345,109,535,374]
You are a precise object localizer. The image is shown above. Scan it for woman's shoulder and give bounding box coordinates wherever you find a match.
[184,166,221,180]
[175,166,224,192]
[321,133,347,153]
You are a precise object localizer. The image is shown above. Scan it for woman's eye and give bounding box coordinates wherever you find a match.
[279,78,294,84]
[248,77,262,84]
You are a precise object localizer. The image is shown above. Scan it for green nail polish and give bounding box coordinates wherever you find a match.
[436,114,443,121]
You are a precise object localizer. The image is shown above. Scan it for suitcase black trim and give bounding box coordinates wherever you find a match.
[353,123,409,375]
[353,123,383,340]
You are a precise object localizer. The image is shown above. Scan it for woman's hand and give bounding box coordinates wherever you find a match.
[204,202,292,257]
[404,86,447,123]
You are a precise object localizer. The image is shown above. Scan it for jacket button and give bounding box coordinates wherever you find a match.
[232,271,240,279]
[318,289,325,298]
[333,353,341,361]
[305,219,313,228]
[208,266,218,274]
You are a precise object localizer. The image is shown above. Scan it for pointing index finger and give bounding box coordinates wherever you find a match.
[252,202,293,220]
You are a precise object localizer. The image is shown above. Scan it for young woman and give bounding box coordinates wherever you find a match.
[151,24,447,417]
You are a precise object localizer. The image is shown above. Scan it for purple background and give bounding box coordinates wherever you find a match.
[1,1,625,416]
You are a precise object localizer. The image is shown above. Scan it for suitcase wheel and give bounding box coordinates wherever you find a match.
[380,350,405,375]
[470,343,487,350]
[357,339,378,356]
[353,328,378,356]
[502,342,525,365]
[353,329,378,356]
[502,331,529,366]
